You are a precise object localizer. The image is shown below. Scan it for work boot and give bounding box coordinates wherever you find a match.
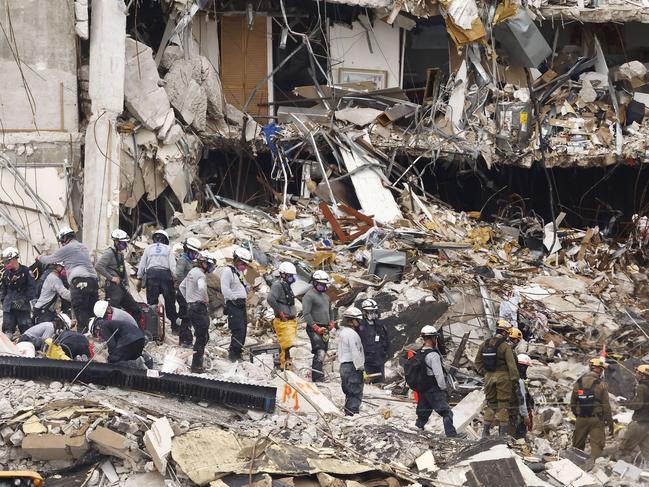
[171,327,180,336]
[481,422,492,438]
[191,365,205,374]
[498,424,509,438]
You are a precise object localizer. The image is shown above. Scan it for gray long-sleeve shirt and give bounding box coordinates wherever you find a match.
[220,266,247,302]
[39,240,97,282]
[24,321,55,340]
[338,326,365,370]
[267,279,296,318]
[423,347,447,391]
[180,267,208,304]
[175,254,193,283]
[109,307,138,329]
[96,248,125,283]
[137,243,176,279]
[34,271,71,308]
[301,288,333,326]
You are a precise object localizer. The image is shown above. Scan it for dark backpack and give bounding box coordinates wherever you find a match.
[403,349,434,392]
[575,376,601,417]
[481,336,507,372]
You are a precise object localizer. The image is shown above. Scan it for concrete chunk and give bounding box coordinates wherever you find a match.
[22,433,89,460]
[89,426,139,461]
[546,459,601,486]
[143,417,174,474]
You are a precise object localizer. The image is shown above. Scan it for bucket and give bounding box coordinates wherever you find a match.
[161,351,188,374]
[16,341,36,358]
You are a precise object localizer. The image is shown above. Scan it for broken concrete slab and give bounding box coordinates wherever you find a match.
[88,426,141,462]
[545,458,601,487]
[143,416,175,474]
[274,370,342,416]
[22,433,89,461]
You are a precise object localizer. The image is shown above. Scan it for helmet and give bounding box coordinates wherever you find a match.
[278,261,297,275]
[421,325,438,337]
[589,357,607,369]
[497,319,512,331]
[508,328,523,341]
[517,353,532,366]
[361,299,379,311]
[111,229,130,242]
[57,226,75,242]
[184,237,202,252]
[1,247,19,262]
[637,364,649,376]
[93,300,110,318]
[152,229,169,244]
[88,317,99,337]
[343,306,363,320]
[56,313,72,330]
[312,270,330,284]
[197,251,216,265]
[233,247,253,263]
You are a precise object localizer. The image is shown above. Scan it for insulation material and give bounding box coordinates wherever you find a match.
[339,148,402,224]
[446,60,467,134]
[442,0,486,46]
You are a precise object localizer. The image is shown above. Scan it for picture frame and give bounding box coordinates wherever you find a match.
[338,68,388,90]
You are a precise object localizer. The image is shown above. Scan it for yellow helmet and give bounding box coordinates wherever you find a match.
[497,320,511,331]
[636,364,649,377]
[589,357,607,369]
[508,328,523,341]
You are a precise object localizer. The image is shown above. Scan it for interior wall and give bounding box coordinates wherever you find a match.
[329,15,401,89]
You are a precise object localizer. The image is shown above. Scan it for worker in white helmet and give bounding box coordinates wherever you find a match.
[220,246,253,361]
[302,270,335,382]
[136,229,177,331]
[33,261,70,325]
[510,353,535,439]
[338,306,365,415]
[37,227,99,331]
[176,237,202,346]
[96,229,141,322]
[357,298,389,383]
[267,261,298,370]
[0,247,37,338]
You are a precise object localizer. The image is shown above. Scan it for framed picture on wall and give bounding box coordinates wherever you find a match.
[338,68,388,90]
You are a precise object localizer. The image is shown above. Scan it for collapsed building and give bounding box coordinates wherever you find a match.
[1,0,649,485]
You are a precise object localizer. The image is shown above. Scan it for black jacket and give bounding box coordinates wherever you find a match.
[99,319,144,355]
[357,319,389,367]
[0,264,37,312]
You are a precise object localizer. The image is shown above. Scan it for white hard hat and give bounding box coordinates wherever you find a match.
[56,313,72,330]
[1,247,19,262]
[233,246,253,263]
[361,299,378,311]
[343,306,363,320]
[517,353,532,366]
[153,229,169,241]
[16,341,36,358]
[421,325,438,336]
[278,261,297,275]
[184,237,202,252]
[197,250,216,265]
[111,229,130,242]
[57,226,75,242]
[93,300,109,318]
[312,270,330,283]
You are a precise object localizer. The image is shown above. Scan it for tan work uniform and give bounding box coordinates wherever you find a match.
[570,371,612,458]
[620,380,649,460]
[475,335,519,424]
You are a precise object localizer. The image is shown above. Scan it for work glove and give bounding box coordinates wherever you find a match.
[312,324,324,336]
[329,320,336,331]
[111,276,121,285]
[279,312,288,321]
[615,396,627,402]
[363,371,369,382]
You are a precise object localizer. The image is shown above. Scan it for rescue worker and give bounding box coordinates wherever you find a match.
[475,320,520,437]
[18,312,72,350]
[618,364,649,461]
[507,326,523,351]
[357,298,389,383]
[220,247,252,362]
[180,251,216,374]
[338,306,365,416]
[267,261,298,370]
[89,316,146,368]
[510,353,535,439]
[93,300,138,329]
[137,230,177,329]
[96,229,141,321]
[33,261,70,324]
[175,237,202,343]
[570,358,613,458]
[54,328,91,361]
[1,247,37,337]
[415,325,458,437]
[38,227,99,331]
[302,270,335,382]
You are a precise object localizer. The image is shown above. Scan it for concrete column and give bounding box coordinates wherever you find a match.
[83,0,126,252]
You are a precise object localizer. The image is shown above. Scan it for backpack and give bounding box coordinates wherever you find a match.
[403,349,434,393]
[575,376,601,417]
[481,336,507,372]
